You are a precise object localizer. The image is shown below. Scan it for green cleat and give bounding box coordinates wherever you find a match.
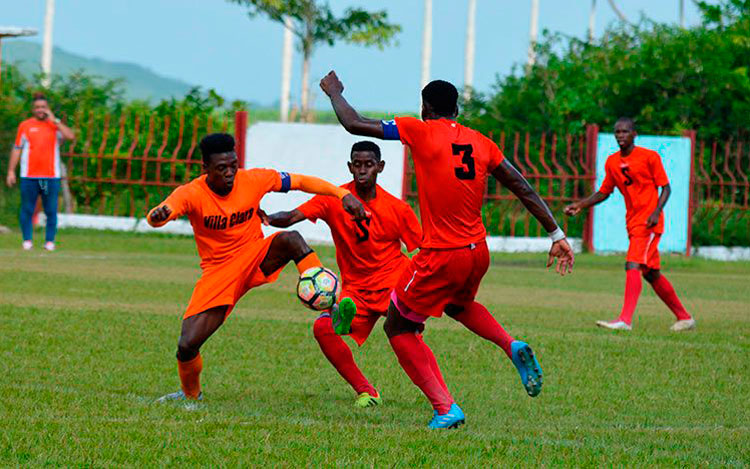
[332,297,357,335]
[354,391,382,408]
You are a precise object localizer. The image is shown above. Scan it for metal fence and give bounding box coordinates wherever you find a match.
[62,111,246,217]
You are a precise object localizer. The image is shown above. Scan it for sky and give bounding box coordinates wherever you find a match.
[2,0,707,111]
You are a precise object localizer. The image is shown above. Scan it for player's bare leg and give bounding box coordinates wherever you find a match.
[157,305,228,402]
[312,313,381,407]
[384,301,463,429]
[260,230,356,334]
[446,303,543,397]
[643,268,695,331]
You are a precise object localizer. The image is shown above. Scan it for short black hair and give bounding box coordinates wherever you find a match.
[200,133,235,164]
[350,141,381,161]
[615,117,636,131]
[32,92,47,103]
[422,80,458,116]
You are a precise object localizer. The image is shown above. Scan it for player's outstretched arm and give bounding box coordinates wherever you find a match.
[288,173,368,220]
[563,191,609,217]
[491,159,574,275]
[147,205,173,228]
[261,209,307,228]
[320,71,385,139]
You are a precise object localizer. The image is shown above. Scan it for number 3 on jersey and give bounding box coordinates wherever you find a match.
[452,144,476,180]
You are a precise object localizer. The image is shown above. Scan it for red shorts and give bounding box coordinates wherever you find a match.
[393,241,490,320]
[626,231,661,270]
[184,232,282,319]
[341,286,390,346]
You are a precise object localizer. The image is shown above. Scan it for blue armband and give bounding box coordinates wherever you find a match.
[279,171,291,193]
[381,120,400,141]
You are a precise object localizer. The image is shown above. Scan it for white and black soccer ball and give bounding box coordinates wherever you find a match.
[296,267,342,311]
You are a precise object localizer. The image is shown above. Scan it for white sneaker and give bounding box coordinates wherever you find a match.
[670,318,696,332]
[44,241,55,251]
[22,240,33,251]
[596,320,632,331]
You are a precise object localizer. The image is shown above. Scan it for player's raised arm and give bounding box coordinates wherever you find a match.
[491,159,574,275]
[286,173,367,221]
[320,71,385,139]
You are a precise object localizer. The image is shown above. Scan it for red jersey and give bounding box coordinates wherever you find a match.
[598,146,670,234]
[149,168,285,269]
[297,182,422,290]
[391,117,504,248]
[14,118,63,178]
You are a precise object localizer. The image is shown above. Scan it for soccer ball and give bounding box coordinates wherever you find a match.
[297,267,341,311]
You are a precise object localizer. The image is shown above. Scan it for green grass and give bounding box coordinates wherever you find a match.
[1,229,748,467]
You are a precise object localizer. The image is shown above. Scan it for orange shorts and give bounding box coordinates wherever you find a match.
[341,286,390,346]
[184,232,282,319]
[626,231,662,270]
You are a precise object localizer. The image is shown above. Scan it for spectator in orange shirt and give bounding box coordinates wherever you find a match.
[6,93,75,251]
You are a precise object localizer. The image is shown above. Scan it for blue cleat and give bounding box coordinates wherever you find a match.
[428,403,465,429]
[511,341,543,397]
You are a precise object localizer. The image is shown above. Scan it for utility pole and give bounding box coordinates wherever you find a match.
[420,0,432,91]
[41,0,55,87]
[679,0,685,28]
[588,0,597,42]
[527,0,539,69]
[463,0,476,101]
[280,16,293,123]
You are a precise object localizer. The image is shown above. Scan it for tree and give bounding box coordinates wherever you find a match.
[228,0,401,120]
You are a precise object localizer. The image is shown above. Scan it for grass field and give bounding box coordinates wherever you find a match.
[1,229,748,467]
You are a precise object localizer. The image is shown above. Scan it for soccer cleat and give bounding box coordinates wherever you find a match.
[331,297,357,335]
[155,390,203,403]
[428,403,465,429]
[511,341,543,397]
[44,241,55,251]
[596,320,632,331]
[22,240,32,251]
[670,318,696,332]
[354,391,382,408]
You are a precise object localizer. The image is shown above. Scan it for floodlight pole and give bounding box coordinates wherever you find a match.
[527,0,539,69]
[588,0,597,42]
[41,0,56,87]
[420,0,432,91]
[463,0,476,101]
[280,16,293,123]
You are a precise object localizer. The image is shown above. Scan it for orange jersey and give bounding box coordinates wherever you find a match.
[14,118,63,178]
[151,168,284,269]
[598,146,670,234]
[297,182,422,290]
[392,117,504,248]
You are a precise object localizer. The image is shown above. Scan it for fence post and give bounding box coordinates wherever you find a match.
[583,124,599,252]
[234,110,248,169]
[683,129,697,257]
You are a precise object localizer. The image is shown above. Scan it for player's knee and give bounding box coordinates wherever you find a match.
[444,304,465,318]
[177,336,200,361]
[384,304,423,338]
[643,269,661,283]
[312,314,333,339]
[624,262,640,271]
[279,230,311,258]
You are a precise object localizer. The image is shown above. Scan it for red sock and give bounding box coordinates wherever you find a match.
[650,275,691,320]
[313,316,375,395]
[452,302,515,358]
[618,269,643,325]
[417,334,452,401]
[177,354,203,399]
[389,333,453,414]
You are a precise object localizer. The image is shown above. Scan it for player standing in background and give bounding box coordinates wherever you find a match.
[261,141,422,408]
[565,118,696,332]
[6,93,75,251]
[148,133,367,403]
[320,71,575,429]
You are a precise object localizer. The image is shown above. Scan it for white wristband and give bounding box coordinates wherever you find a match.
[548,227,566,242]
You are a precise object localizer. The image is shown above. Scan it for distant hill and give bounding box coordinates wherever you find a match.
[2,41,194,102]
